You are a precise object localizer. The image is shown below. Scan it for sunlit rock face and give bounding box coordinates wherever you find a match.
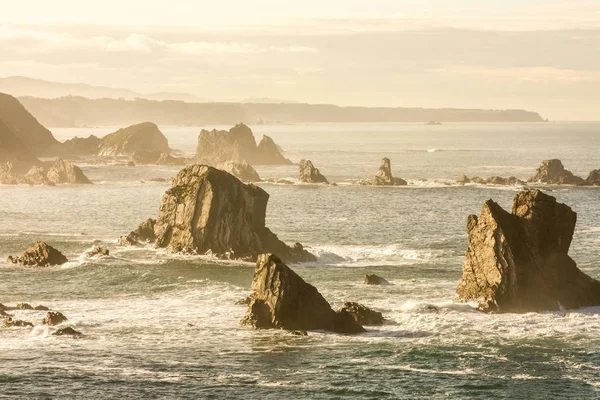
[528,159,584,185]
[98,122,169,156]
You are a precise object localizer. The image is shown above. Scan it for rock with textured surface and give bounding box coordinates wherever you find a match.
[43,311,68,326]
[216,161,261,182]
[46,158,92,184]
[583,170,600,186]
[53,327,82,337]
[85,246,109,257]
[241,254,365,333]
[339,302,384,325]
[361,158,407,186]
[60,135,101,156]
[24,165,53,185]
[299,160,329,184]
[153,165,314,263]
[456,189,600,312]
[98,122,169,156]
[256,135,292,165]
[118,219,156,247]
[364,274,390,285]
[7,242,68,267]
[2,317,34,328]
[529,159,584,185]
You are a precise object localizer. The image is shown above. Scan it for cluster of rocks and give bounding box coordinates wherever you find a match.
[0,158,91,185]
[241,254,383,334]
[360,158,407,186]
[196,123,291,166]
[1,304,82,336]
[456,189,600,312]
[456,174,524,186]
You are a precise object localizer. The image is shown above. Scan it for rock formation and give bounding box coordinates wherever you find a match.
[7,242,68,267]
[298,160,329,184]
[24,166,53,185]
[216,161,261,182]
[456,189,600,312]
[339,302,384,326]
[85,246,109,257]
[364,274,390,285]
[2,317,34,328]
[43,311,68,326]
[46,158,92,184]
[60,135,101,156]
[98,122,169,156]
[118,219,156,247]
[0,158,91,186]
[195,123,291,166]
[53,326,83,337]
[529,159,584,185]
[583,170,600,186]
[152,165,314,263]
[241,254,365,333]
[458,175,525,186]
[360,158,407,186]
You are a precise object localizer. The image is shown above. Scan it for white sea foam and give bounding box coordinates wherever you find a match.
[309,244,446,266]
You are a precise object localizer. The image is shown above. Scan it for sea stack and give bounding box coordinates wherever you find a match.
[456,189,600,312]
[151,165,315,263]
[241,254,365,333]
[7,242,68,267]
[298,160,329,184]
[529,159,584,185]
[98,122,169,156]
[361,158,407,186]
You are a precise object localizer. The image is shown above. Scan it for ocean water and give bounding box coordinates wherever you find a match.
[1,122,600,399]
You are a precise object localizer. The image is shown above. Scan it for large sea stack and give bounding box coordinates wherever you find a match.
[152,165,314,263]
[456,190,600,312]
[242,254,365,333]
[98,122,169,156]
[528,159,584,185]
[195,123,291,166]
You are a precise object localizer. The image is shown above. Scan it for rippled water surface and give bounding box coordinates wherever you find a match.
[2,123,600,399]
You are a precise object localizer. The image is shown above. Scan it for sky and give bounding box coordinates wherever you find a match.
[1,0,599,120]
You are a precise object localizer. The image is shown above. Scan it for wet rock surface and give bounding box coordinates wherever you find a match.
[43,311,69,326]
[7,242,68,267]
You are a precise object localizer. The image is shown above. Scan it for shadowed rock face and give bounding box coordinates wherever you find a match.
[584,170,600,186]
[7,242,68,267]
[339,302,384,326]
[361,158,407,186]
[195,123,291,166]
[456,190,600,312]
[216,161,261,182]
[241,254,365,334]
[299,160,329,184]
[529,159,584,185]
[43,311,68,326]
[364,274,389,285]
[46,158,92,184]
[98,122,169,156]
[153,165,314,263]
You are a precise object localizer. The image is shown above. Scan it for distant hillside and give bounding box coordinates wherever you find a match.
[18,96,544,127]
[0,76,206,102]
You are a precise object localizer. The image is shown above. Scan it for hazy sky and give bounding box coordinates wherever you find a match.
[1,1,599,120]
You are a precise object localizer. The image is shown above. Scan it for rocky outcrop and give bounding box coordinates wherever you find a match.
[364,274,390,285]
[216,161,261,182]
[456,190,600,312]
[24,165,53,185]
[195,123,291,166]
[7,242,68,267]
[46,158,92,184]
[43,311,68,326]
[131,151,186,165]
[156,153,187,166]
[152,165,314,263]
[53,327,82,337]
[118,219,156,247]
[2,317,34,328]
[98,122,169,156]
[583,170,600,186]
[360,158,407,186]
[60,135,101,156]
[458,175,525,186]
[85,246,109,257]
[339,302,384,326]
[241,254,365,333]
[299,160,329,184]
[529,159,584,185]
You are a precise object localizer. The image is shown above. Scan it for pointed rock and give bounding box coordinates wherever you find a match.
[299,160,328,184]
[529,159,583,185]
[7,242,68,267]
[46,158,92,184]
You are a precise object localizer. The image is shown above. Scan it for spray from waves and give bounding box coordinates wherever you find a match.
[307,244,450,267]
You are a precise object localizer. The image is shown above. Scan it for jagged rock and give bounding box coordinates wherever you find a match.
[299,160,329,184]
[7,242,68,267]
[217,161,261,182]
[46,158,92,184]
[529,159,584,185]
[16,303,34,310]
[118,219,156,247]
[583,170,600,186]
[364,274,390,285]
[241,254,365,333]
[2,317,34,328]
[0,162,21,184]
[256,135,292,165]
[53,327,82,337]
[235,296,252,306]
[339,302,384,326]
[153,165,315,263]
[456,190,600,312]
[456,174,470,184]
[23,165,53,185]
[118,234,140,247]
[195,123,291,166]
[42,311,68,326]
[98,122,169,156]
[85,246,109,257]
[60,135,101,156]
[360,158,407,186]
[486,176,525,186]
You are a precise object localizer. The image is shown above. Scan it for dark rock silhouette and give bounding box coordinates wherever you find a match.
[456,190,600,312]
[53,327,82,337]
[2,317,34,328]
[299,160,329,184]
[152,165,314,263]
[85,246,109,257]
[360,158,407,186]
[7,242,68,267]
[118,219,156,247]
[364,274,390,285]
[529,159,584,185]
[241,254,365,333]
[98,122,169,156]
[339,302,384,325]
[43,311,68,326]
[216,161,261,182]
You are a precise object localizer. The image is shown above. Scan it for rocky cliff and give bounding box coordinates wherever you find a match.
[98,122,169,156]
[456,190,600,312]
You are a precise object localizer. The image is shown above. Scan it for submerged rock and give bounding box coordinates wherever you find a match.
[216,161,261,183]
[529,159,584,185]
[360,158,407,186]
[98,122,169,156]
[299,160,329,184]
[241,254,365,333]
[85,246,109,257]
[34,305,49,311]
[7,242,68,267]
[456,190,600,312]
[339,302,384,326]
[153,165,314,263]
[46,158,92,184]
[53,327,82,337]
[43,311,68,326]
[364,274,390,285]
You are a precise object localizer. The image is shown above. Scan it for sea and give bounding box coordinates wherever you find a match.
[1,122,600,399]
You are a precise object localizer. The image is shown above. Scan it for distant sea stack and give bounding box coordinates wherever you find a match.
[456,190,600,313]
[97,122,170,156]
[195,123,291,166]
[529,159,584,185]
[360,158,407,186]
[298,160,328,184]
